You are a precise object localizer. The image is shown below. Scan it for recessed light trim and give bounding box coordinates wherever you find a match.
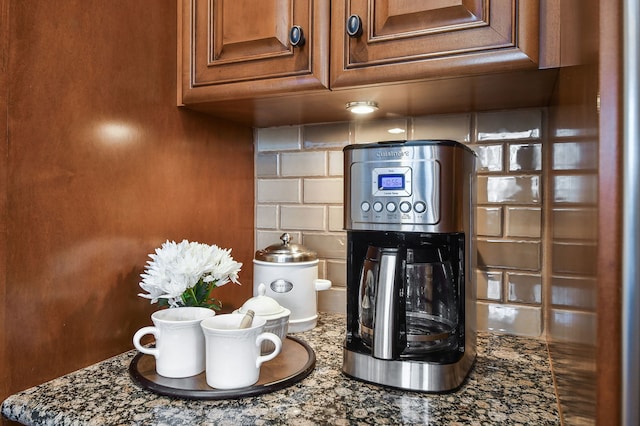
[346,101,379,114]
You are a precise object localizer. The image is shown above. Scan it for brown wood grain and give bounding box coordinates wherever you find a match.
[1,0,254,404]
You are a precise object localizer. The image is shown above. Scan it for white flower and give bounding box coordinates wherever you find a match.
[138,240,242,308]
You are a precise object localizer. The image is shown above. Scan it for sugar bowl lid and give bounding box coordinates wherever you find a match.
[254,233,317,263]
[238,283,289,317]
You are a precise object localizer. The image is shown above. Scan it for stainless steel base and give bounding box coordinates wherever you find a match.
[342,348,475,392]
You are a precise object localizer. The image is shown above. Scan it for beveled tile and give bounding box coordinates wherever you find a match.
[256,178,301,203]
[473,144,504,172]
[476,302,542,336]
[255,126,301,151]
[328,206,344,232]
[476,206,502,237]
[507,273,542,304]
[302,233,347,259]
[280,205,325,230]
[281,151,326,177]
[552,141,598,171]
[411,113,471,142]
[551,242,598,275]
[318,288,347,314]
[477,175,541,204]
[327,259,347,287]
[303,122,351,149]
[475,269,503,301]
[328,151,344,176]
[303,178,343,203]
[509,143,542,171]
[506,207,541,238]
[255,153,278,177]
[550,276,597,310]
[548,309,597,344]
[552,208,598,240]
[552,175,598,204]
[256,205,278,229]
[353,118,408,144]
[477,239,541,270]
[476,109,542,141]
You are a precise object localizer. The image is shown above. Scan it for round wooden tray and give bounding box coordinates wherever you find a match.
[129,336,316,400]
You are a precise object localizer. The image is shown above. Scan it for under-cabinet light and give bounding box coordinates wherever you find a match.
[346,101,379,114]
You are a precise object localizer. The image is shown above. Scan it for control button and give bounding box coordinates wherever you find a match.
[399,201,412,213]
[373,202,384,212]
[414,201,427,213]
[361,201,371,212]
[386,202,397,212]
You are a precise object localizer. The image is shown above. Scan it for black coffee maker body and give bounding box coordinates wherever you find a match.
[342,140,476,392]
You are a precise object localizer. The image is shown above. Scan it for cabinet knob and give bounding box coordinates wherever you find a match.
[289,25,305,47]
[346,14,363,38]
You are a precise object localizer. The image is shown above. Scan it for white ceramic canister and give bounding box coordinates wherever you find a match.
[253,233,331,332]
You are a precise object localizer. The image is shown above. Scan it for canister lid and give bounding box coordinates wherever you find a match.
[254,233,317,263]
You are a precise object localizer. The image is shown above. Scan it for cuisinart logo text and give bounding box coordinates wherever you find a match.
[376,150,410,158]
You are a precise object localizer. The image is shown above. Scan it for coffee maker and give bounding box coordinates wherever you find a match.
[342,140,476,392]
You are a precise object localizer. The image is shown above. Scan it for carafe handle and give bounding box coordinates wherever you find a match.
[373,248,399,359]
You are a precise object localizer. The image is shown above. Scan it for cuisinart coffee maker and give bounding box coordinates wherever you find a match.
[342,140,476,392]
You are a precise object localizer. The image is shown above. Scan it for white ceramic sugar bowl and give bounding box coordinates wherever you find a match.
[234,283,291,354]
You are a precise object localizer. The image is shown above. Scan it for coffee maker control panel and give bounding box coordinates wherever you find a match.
[348,160,440,231]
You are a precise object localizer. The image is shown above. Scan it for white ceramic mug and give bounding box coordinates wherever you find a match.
[133,307,215,378]
[200,314,282,389]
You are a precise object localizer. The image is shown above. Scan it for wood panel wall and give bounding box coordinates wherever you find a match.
[0,0,254,408]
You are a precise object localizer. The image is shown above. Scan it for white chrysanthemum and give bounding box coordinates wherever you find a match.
[138,240,242,308]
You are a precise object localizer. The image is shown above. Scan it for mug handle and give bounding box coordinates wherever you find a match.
[255,332,282,367]
[133,326,160,358]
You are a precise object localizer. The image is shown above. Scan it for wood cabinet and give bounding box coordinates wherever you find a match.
[179,0,555,126]
[179,0,330,104]
[331,0,540,88]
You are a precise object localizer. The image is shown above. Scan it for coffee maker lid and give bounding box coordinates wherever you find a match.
[255,233,317,263]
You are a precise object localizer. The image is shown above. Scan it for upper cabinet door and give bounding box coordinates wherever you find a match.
[331,0,540,88]
[180,0,330,103]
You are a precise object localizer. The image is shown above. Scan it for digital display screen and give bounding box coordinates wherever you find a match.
[378,174,405,191]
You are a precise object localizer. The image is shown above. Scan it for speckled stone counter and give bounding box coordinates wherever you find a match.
[2,313,560,425]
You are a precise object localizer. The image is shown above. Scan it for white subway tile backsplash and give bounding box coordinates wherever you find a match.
[281,205,325,230]
[302,233,347,259]
[473,144,504,172]
[303,122,351,149]
[326,260,347,287]
[255,107,554,338]
[509,143,542,171]
[476,206,502,237]
[256,205,278,229]
[328,151,344,176]
[255,153,278,177]
[476,109,542,141]
[354,118,408,143]
[303,178,343,203]
[478,176,541,204]
[255,126,301,152]
[477,302,542,337]
[281,151,326,177]
[506,207,541,238]
[412,113,471,142]
[552,175,598,204]
[256,179,301,203]
[507,273,542,304]
[476,270,503,301]
[328,206,344,232]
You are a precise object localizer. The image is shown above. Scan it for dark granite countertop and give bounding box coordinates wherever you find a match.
[2,313,559,425]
